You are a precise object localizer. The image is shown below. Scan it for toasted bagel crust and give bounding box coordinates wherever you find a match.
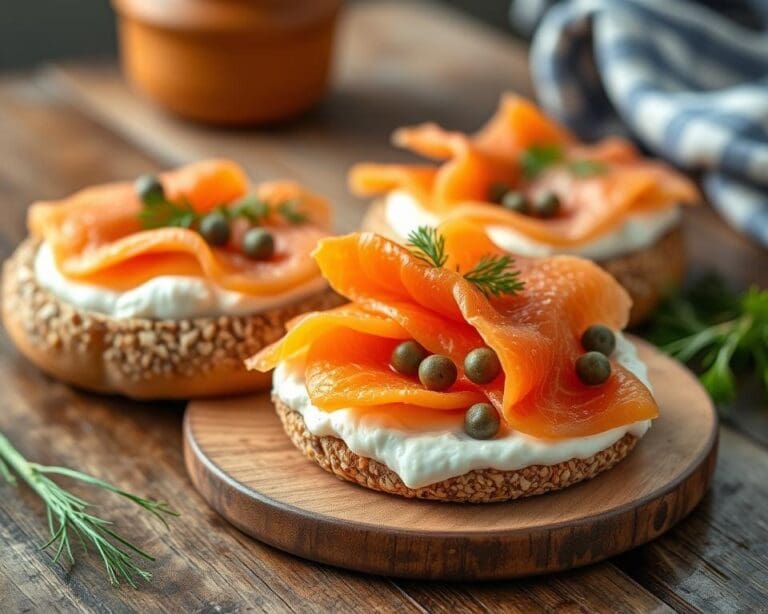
[360,200,685,325]
[274,397,638,503]
[2,239,341,399]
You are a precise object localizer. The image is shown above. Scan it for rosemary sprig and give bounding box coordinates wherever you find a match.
[645,275,768,403]
[406,226,448,268]
[0,431,178,587]
[463,254,525,298]
[406,226,524,297]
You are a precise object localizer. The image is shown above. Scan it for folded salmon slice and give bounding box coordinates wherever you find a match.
[28,160,332,294]
[349,95,699,247]
[250,220,658,438]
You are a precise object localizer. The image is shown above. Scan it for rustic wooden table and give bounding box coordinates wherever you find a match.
[1,2,766,612]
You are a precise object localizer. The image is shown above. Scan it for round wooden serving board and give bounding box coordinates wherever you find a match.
[184,338,718,580]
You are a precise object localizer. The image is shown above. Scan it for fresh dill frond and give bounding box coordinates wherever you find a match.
[406,226,448,268]
[646,275,768,404]
[463,254,525,298]
[0,432,178,587]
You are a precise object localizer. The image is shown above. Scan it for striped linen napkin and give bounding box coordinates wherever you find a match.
[515,0,768,248]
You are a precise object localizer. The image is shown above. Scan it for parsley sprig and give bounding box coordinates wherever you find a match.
[645,275,768,403]
[0,431,177,587]
[406,226,524,298]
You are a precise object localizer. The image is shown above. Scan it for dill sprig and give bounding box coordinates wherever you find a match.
[406,226,448,268]
[645,274,768,403]
[463,254,525,298]
[406,226,524,298]
[0,431,178,587]
[278,199,308,225]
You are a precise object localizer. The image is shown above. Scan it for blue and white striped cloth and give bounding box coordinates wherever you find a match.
[514,0,768,248]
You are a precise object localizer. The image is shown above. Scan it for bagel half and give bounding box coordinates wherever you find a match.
[2,239,342,399]
[274,397,638,503]
[360,200,685,326]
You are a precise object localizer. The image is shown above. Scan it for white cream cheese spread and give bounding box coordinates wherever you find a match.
[34,242,327,320]
[273,333,653,489]
[383,189,681,261]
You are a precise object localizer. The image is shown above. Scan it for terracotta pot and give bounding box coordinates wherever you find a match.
[112,0,341,125]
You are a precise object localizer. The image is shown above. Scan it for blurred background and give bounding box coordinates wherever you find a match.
[0,1,513,70]
[1,0,760,71]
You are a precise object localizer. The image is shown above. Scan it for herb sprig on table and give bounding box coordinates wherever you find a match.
[0,432,177,587]
[645,275,768,403]
[407,226,525,298]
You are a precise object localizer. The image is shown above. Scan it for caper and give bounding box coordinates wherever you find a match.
[242,227,275,260]
[501,190,528,214]
[418,354,457,391]
[199,212,231,246]
[390,340,429,376]
[531,191,561,218]
[464,403,500,440]
[576,351,612,386]
[488,182,510,204]
[464,347,501,384]
[581,324,616,357]
[134,174,165,205]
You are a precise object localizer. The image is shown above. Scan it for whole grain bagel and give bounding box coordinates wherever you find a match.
[274,397,638,503]
[2,239,341,399]
[360,200,685,326]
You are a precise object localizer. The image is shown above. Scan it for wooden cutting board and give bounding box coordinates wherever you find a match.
[184,338,718,580]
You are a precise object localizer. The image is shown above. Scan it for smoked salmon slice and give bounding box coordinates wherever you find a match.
[28,160,332,294]
[349,95,699,247]
[250,220,658,439]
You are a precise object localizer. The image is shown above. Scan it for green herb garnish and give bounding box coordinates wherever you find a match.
[520,144,564,179]
[568,159,607,177]
[645,275,768,403]
[463,254,525,298]
[519,144,607,179]
[136,175,307,231]
[406,226,524,298]
[138,197,197,229]
[407,226,448,268]
[0,431,177,587]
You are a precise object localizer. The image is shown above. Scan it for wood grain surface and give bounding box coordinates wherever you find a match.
[0,1,766,611]
[184,339,718,580]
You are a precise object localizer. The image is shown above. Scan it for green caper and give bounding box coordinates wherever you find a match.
[242,227,275,260]
[134,174,165,205]
[390,340,429,376]
[464,347,501,384]
[501,190,528,214]
[581,324,616,357]
[199,212,231,246]
[576,351,612,386]
[531,191,561,218]
[488,182,510,204]
[464,403,501,439]
[418,354,457,391]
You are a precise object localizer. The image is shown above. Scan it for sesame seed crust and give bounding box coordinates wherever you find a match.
[2,238,342,399]
[274,397,639,503]
[361,199,686,326]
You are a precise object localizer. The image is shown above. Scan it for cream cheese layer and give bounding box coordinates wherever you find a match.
[273,333,652,489]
